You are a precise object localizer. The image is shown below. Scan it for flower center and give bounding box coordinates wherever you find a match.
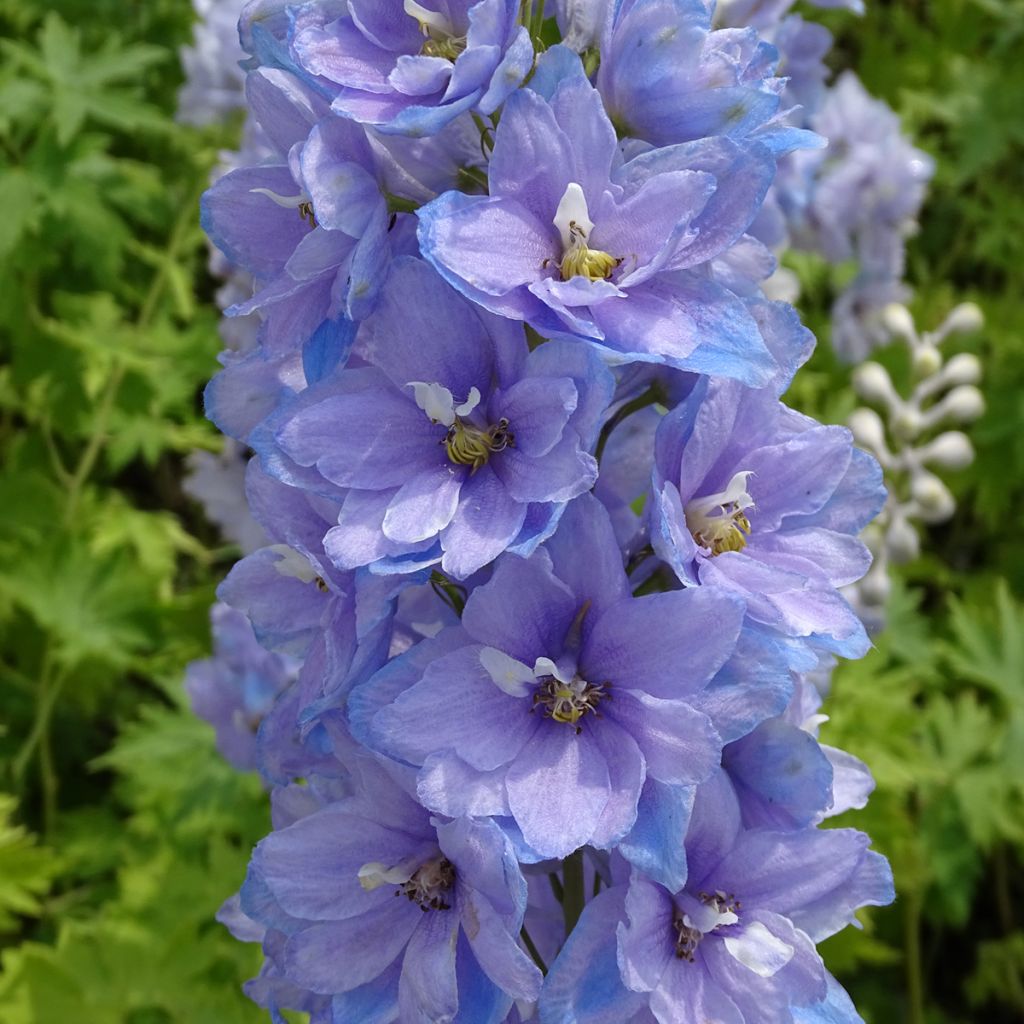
[408,381,515,474]
[405,0,467,60]
[532,672,609,732]
[685,471,755,557]
[553,183,621,283]
[400,857,456,912]
[359,854,456,913]
[673,890,741,962]
[672,914,702,963]
[249,187,317,228]
[444,417,514,472]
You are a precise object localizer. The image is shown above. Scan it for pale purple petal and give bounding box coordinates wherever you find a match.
[440,466,528,578]
[506,727,610,858]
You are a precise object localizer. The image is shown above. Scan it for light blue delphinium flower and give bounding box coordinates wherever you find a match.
[597,0,818,156]
[539,771,894,1024]
[287,0,534,136]
[186,603,300,772]
[201,66,393,350]
[650,375,886,657]
[722,670,876,834]
[177,0,249,126]
[786,71,934,360]
[418,49,786,385]
[242,748,542,1023]
[350,494,746,860]
[270,257,614,580]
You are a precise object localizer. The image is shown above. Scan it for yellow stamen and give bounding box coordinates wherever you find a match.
[444,417,514,473]
[560,226,621,282]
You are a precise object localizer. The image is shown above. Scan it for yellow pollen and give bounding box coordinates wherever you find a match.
[420,33,466,60]
[533,674,609,733]
[559,223,621,282]
[298,200,316,228]
[444,417,514,473]
[685,471,755,558]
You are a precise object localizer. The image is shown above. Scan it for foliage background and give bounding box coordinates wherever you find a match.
[0,1,1020,1021]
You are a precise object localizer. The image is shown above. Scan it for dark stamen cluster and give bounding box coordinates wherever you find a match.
[673,912,702,962]
[532,676,610,733]
[397,858,456,913]
[443,417,515,473]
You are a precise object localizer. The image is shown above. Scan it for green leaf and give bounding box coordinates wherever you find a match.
[0,169,40,259]
[0,793,56,931]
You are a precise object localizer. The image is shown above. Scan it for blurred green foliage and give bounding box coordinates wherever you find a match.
[0,0,1021,1022]
[788,2,1024,1021]
[0,2,268,1020]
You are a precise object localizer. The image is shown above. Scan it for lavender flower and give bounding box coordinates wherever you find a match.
[289,0,534,136]
[271,257,614,579]
[650,376,885,656]
[419,49,784,384]
[540,772,893,1024]
[186,603,299,772]
[352,495,745,860]
[598,0,817,155]
[244,751,541,1021]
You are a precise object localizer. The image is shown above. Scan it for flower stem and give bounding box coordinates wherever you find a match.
[561,850,586,936]
[904,887,925,1024]
[595,383,665,464]
[521,926,548,975]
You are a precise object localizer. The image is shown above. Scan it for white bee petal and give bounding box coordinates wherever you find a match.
[480,647,536,697]
[267,544,318,584]
[454,386,482,418]
[408,381,458,426]
[553,182,595,251]
[358,859,417,892]
[532,656,573,684]
[404,0,453,36]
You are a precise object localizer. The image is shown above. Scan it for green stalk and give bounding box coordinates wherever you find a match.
[904,887,925,1024]
[594,384,665,464]
[520,926,548,975]
[561,850,586,936]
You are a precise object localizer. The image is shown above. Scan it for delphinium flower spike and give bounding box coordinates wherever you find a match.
[188,3,904,1021]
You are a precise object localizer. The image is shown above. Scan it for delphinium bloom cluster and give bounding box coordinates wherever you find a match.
[710,1,934,362]
[189,2,901,1021]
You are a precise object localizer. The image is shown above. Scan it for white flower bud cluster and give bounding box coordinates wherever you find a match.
[847,302,984,625]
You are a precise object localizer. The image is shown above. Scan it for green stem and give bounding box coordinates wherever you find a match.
[993,844,1015,934]
[594,384,664,464]
[548,871,564,904]
[64,182,204,524]
[471,114,495,158]
[561,850,586,937]
[385,192,420,215]
[12,653,68,838]
[904,887,925,1024]
[520,926,548,975]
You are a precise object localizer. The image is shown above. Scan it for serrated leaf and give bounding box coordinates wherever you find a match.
[0,794,56,931]
[0,169,40,259]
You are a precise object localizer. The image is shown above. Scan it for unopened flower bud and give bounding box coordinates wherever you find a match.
[918,431,974,470]
[910,472,956,523]
[852,362,897,406]
[912,345,942,378]
[859,565,892,606]
[882,303,917,342]
[940,302,984,336]
[941,385,985,423]
[940,353,982,387]
[891,406,923,442]
[848,408,888,457]
[885,514,920,563]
